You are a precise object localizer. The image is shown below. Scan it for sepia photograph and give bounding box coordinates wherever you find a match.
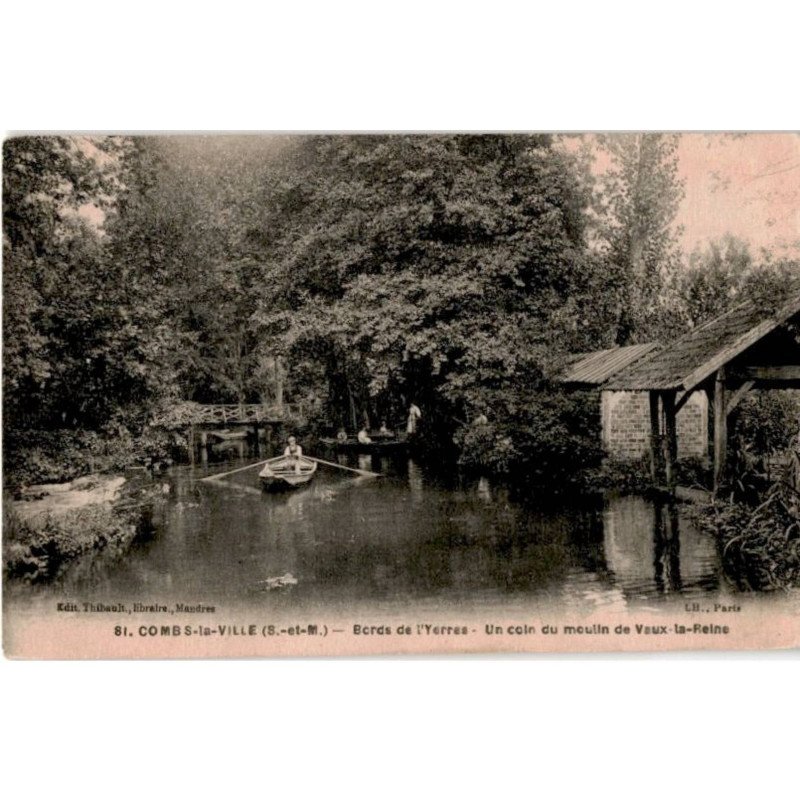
[3,132,800,657]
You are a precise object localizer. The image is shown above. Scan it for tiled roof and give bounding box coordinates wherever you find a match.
[605,293,800,391]
[559,342,658,385]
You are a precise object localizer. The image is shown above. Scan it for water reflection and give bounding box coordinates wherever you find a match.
[7,456,725,615]
[602,494,718,601]
[211,439,246,460]
[407,459,423,504]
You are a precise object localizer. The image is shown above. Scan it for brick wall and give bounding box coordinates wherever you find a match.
[601,390,708,461]
[675,392,708,459]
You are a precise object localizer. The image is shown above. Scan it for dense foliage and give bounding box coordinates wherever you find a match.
[247,135,616,472]
[3,135,620,484]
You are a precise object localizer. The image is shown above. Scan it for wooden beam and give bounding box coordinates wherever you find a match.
[662,391,678,490]
[649,392,661,483]
[713,367,727,493]
[674,388,695,415]
[725,380,754,415]
[729,365,800,382]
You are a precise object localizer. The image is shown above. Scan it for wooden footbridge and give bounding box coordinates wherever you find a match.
[151,402,305,430]
[151,402,307,462]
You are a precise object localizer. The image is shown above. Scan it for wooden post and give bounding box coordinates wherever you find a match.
[649,392,661,483]
[662,391,678,491]
[713,366,727,493]
[252,422,260,455]
[189,425,196,466]
[348,386,357,432]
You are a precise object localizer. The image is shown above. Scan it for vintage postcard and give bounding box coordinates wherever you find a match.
[3,132,800,658]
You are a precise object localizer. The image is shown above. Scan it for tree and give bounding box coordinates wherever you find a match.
[249,135,613,471]
[676,234,754,326]
[104,136,288,407]
[2,136,110,428]
[668,236,800,329]
[595,133,685,343]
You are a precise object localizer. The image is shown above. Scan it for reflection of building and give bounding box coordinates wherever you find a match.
[602,495,717,595]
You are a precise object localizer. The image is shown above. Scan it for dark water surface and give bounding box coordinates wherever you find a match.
[7,447,752,620]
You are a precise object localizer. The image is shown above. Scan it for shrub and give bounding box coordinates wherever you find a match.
[455,422,514,474]
[732,390,800,461]
[454,388,605,485]
[3,499,139,582]
[3,424,174,488]
[692,479,800,591]
[582,455,653,493]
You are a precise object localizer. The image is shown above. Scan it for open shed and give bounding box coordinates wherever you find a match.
[605,293,800,491]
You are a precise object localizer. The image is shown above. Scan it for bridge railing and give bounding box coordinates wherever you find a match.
[152,402,306,429]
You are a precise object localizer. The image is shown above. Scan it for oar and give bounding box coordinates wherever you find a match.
[203,477,262,496]
[306,455,381,478]
[199,455,284,482]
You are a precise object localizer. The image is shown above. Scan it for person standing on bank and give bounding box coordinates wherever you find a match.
[407,402,422,435]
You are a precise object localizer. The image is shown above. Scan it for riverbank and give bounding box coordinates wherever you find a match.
[3,474,154,583]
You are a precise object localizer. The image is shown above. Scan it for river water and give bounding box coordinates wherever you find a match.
[7,445,750,621]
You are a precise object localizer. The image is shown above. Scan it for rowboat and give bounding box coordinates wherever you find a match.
[319,433,408,454]
[258,455,317,492]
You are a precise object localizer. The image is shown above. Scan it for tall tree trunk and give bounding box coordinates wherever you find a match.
[347,382,357,430]
[629,134,648,304]
[274,357,284,410]
[236,334,246,406]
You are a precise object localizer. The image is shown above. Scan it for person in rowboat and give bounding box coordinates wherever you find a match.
[284,435,303,473]
[357,427,372,444]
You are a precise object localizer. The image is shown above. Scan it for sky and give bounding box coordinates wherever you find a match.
[674,133,799,256]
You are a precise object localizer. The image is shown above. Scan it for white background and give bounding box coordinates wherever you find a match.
[1,2,798,798]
